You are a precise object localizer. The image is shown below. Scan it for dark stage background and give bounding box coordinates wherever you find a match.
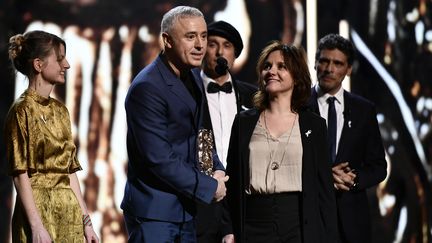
[0,1,431,242]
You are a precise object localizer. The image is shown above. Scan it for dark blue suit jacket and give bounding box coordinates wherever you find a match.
[309,88,387,243]
[121,55,224,223]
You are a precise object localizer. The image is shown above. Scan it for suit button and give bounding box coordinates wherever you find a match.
[304,220,308,225]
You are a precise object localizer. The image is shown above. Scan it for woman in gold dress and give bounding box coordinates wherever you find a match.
[4,30,99,243]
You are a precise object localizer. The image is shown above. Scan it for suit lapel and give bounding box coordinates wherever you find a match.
[202,94,213,130]
[309,88,320,115]
[298,111,314,167]
[232,80,242,113]
[336,91,352,161]
[192,69,204,128]
[238,110,260,185]
[156,58,202,129]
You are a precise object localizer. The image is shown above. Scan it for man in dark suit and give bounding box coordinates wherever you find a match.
[193,21,257,243]
[308,33,387,243]
[121,6,229,243]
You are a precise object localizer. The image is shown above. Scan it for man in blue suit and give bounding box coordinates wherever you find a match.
[121,6,229,243]
[309,33,387,243]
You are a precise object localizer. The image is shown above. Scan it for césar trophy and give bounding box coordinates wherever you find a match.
[197,129,214,176]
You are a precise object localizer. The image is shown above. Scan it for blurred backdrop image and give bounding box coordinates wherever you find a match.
[0,0,431,242]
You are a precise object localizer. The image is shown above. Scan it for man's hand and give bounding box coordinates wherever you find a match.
[332,162,356,191]
[214,175,229,202]
[213,170,226,179]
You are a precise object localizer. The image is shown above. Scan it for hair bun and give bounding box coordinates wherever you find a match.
[8,34,25,60]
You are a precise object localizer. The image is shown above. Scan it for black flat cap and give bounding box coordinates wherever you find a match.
[207,21,243,57]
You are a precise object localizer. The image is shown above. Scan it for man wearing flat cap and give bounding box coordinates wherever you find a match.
[193,20,257,243]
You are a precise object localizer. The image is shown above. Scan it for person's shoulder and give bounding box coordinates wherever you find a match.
[7,99,25,117]
[344,91,376,108]
[50,98,69,112]
[238,107,259,118]
[129,58,162,89]
[6,93,34,122]
[235,80,257,92]
[299,108,324,122]
[298,108,327,131]
[144,59,159,73]
[10,91,34,112]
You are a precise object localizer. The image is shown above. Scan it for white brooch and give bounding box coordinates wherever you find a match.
[241,105,250,111]
[305,130,312,137]
[348,120,352,128]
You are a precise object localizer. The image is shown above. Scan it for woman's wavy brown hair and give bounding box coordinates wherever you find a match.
[253,40,311,112]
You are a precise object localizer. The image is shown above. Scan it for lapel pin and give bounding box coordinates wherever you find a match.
[241,105,250,111]
[348,120,352,128]
[305,130,312,137]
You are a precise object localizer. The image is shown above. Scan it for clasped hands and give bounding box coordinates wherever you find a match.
[213,170,229,202]
[332,162,356,191]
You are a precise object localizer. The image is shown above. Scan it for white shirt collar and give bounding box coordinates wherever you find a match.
[315,85,344,107]
[200,70,233,92]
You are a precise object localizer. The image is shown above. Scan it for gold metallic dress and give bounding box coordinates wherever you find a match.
[5,89,84,242]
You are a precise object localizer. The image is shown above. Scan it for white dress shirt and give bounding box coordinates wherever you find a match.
[315,85,345,153]
[201,70,237,167]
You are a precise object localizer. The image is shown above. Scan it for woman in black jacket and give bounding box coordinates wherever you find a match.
[225,41,338,243]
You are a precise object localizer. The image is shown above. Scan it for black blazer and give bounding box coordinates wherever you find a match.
[309,88,387,243]
[225,108,338,243]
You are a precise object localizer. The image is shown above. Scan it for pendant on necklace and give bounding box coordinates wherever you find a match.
[271,162,279,170]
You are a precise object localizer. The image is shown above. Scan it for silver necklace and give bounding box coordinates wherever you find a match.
[263,110,297,170]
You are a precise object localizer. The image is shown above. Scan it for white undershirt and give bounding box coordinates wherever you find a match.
[315,85,345,153]
[201,70,237,167]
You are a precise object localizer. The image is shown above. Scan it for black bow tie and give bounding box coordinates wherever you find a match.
[207,82,232,93]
